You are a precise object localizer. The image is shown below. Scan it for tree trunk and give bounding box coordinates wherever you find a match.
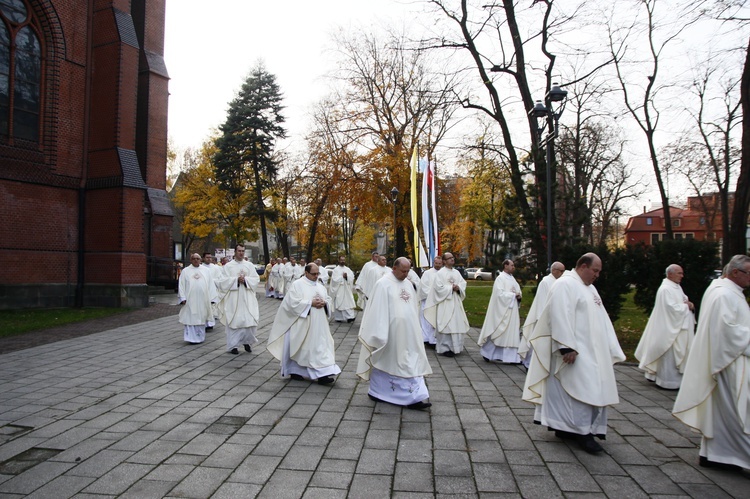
[729,37,750,258]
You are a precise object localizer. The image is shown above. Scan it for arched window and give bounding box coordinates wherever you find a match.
[0,0,41,143]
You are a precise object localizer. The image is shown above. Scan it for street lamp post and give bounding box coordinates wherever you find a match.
[528,82,567,273]
[341,206,348,257]
[390,187,399,262]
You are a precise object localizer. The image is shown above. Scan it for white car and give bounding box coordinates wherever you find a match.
[466,267,494,281]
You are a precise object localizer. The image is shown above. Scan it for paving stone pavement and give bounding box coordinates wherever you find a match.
[0,286,747,498]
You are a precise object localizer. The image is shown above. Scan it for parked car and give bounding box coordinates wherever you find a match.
[466,267,494,281]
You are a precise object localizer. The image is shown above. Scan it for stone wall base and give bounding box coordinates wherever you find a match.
[0,284,149,309]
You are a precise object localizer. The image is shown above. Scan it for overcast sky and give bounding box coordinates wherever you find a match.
[164,0,416,153]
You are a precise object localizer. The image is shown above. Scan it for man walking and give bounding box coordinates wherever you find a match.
[523,253,625,454]
[178,254,216,344]
[267,263,341,385]
[357,257,432,410]
[216,244,260,355]
[478,259,523,363]
[424,252,470,357]
[330,255,357,323]
[635,264,695,389]
[673,255,750,471]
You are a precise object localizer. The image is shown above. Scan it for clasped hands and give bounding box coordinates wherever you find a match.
[311,296,326,309]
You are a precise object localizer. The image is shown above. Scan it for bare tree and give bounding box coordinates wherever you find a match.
[606,0,710,240]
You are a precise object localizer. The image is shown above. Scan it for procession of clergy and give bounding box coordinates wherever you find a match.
[178,244,750,470]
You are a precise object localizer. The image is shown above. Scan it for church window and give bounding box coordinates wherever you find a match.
[0,0,42,143]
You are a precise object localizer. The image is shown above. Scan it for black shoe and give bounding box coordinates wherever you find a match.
[317,376,335,385]
[368,394,383,403]
[441,351,455,357]
[578,434,603,454]
[205,326,213,331]
[244,344,251,353]
[407,401,432,410]
[483,356,491,362]
[554,430,578,441]
[290,374,305,381]
[347,318,355,323]
[699,456,743,472]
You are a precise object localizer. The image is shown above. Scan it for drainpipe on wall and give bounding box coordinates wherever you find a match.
[75,0,94,308]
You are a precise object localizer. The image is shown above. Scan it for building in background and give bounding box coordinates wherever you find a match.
[0,0,172,308]
[624,193,748,250]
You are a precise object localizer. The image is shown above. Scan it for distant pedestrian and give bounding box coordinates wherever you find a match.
[634,264,695,389]
[477,259,522,363]
[424,252,470,357]
[520,262,564,369]
[178,254,216,344]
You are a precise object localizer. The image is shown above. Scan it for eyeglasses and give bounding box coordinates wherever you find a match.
[737,269,750,275]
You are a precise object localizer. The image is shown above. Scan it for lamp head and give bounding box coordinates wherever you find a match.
[390,186,399,202]
[547,83,567,103]
[529,100,548,118]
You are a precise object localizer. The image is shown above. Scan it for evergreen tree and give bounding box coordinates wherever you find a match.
[213,62,286,263]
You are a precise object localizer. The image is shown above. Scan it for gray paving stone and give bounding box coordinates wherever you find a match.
[547,462,602,492]
[0,461,76,495]
[356,448,396,474]
[434,449,472,476]
[323,436,364,460]
[65,448,133,478]
[24,474,96,499]
[125,439,184,465]
[229,455,283,484]
[211,481,263,499]
[278,445,325,471]
[473,462,518,493]
[622,465,688,495]
[169,465,233,498]
[82,462,153,495]
[516,474,564,498]
[348,473,393,499]
[593,475,650,499]
[108,430,162,452]
[143,463,194,482]
[393,461,433,492]
[434,474,477,495]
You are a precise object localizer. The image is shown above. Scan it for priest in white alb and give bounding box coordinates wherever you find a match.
[267,263,341,385]
[361,255,389,309]
[424,252,470,357]
[329,255,357,322]
[202,253,223,330]
[314,258,328,286]
[178,254,216,344]
[270,258,283,299]
[523,253,625,454]
[216,244,260,355]
[478,259,523,364]
[673,254,750,472]
[520,262,565,369]
[355,252,380,309]
[419,255,442,347]
[357,257,433,410]
[634,264,695,389]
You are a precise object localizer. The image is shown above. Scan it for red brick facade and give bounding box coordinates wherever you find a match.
[624,193,734,247]
[0,0,172,308]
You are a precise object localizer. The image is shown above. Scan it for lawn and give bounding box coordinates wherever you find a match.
[0,308,129,339]
[464,280,646,362]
